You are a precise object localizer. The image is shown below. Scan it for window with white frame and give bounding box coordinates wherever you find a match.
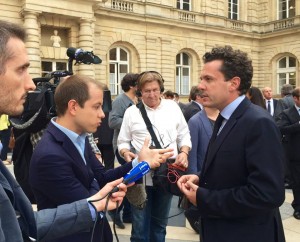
[277,56,296,93]
[228,0,239,20]
[176,52,190,95]
[177,0,191,11]
[41,61,67,77]
[278,0,295,19]
[109,47,129,95]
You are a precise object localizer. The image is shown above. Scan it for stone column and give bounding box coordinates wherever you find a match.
[78,18,95,77]
[22,10,41,78]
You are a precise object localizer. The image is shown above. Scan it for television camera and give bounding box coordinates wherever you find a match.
[10,48,111,133]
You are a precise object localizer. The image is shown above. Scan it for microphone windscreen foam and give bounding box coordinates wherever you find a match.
[66,47,77,59]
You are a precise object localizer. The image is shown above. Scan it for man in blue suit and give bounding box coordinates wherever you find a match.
[178,46,285,242]
[29,75,173,242]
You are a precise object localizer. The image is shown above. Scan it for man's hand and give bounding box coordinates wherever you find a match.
[119,148,137,162]
[177,174,199,206]
[138,137,174,169]
[174,152,188,169]
[88,178,127,211]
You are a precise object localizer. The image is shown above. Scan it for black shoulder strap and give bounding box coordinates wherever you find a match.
[137,102,162,149]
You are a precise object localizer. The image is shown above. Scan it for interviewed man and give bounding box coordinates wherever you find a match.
[178,46,285,242]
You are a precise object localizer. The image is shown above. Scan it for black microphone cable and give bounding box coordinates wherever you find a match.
[88,188,122,242]
[88,191,112,242]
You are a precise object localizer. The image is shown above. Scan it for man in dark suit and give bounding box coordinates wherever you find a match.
[0,20,129,242]
[277,87,300,220]
[183,86,202,122]
[274,84,294,121]
[274,84,295,189]
[262,86,278,116]
[29,75,173,242]
[178,46,285,242]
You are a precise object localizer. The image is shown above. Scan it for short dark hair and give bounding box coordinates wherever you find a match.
[121,73,139,92]
[163,90,174,99]
[203,45,253,95]
[0,20,27,74]
[189,86,202,101]
[281,84,293,96]
[54,74,104,116]
[292,87,300,98]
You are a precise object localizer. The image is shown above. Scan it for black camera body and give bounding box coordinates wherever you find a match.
[10,48,109,133]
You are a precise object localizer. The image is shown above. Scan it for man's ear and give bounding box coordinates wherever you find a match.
[229,76,241,91]
[68,99,78,115]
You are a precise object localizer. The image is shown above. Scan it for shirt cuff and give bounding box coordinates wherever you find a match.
[88,201,103,221]
[132,157,139,167]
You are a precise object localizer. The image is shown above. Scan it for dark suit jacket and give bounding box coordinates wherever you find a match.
[30,122,133,242]
[197,98,285,242]
[0,161,95,242]
[183,101,201,122]
[274,95,294,121]
[277,105,300,161]
[273,98,278,116]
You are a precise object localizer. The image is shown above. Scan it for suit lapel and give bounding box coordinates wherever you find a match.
[47,122,88,171]
[202,98,251,175]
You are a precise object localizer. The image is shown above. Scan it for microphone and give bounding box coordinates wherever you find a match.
[110,161,150,193]
[66,47,102,64]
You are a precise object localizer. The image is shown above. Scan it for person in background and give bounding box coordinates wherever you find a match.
[108,73,139,228]
[93,85,114,170]
[0,114,11,165]
[262,86,278,116]
[274,84,294,121]
[163,90,174,99]
[246,86,266,109]
[185,101,218,233]
[118,71,191,242]
[276,87,300,220]
[183,86,203,122]
[274,84,295,189]
[178,46,285,242]
[174,92,186,111]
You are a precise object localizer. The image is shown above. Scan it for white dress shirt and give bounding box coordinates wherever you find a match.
[118,99,191,185]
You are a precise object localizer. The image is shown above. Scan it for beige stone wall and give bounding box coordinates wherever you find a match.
[1,0,300,97]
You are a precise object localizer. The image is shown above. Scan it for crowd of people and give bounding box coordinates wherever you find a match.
[1,19,299,242]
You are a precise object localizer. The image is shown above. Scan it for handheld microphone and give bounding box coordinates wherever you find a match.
[111,161,150,193]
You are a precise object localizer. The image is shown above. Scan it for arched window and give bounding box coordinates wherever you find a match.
[278,0,295,19]
[109,47,129,95]
[176,52,190,95]
[277,56,296,93]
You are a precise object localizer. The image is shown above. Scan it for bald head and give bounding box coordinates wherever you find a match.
[262,86,272,100]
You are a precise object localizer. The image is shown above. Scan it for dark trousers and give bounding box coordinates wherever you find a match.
[0,128,10,160]
[290,160,300,211]
[97,144,115,170]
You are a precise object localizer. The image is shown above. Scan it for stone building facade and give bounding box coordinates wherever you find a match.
[1,0,299,97]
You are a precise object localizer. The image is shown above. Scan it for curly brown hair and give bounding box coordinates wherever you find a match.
[203,45,253,95]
